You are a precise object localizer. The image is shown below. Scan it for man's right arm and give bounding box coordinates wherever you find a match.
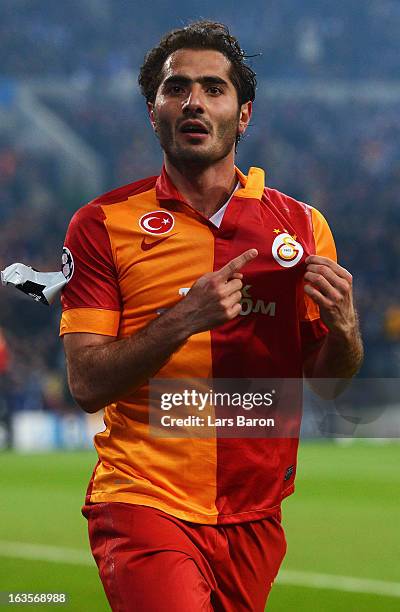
[63,249,257,413]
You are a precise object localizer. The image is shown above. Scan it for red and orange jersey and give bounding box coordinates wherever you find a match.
[60,166,336,524]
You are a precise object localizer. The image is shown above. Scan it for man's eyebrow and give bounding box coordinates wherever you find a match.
[162,75,229,87]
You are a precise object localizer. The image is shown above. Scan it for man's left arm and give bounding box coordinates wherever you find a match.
[303,255,364,383]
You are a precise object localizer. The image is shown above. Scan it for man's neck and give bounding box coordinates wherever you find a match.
[164,154,238,218]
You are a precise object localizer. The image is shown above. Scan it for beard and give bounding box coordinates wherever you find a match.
[154,110,240,168]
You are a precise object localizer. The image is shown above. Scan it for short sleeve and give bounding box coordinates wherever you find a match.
[59,203,121,337]
[299,207,337,360]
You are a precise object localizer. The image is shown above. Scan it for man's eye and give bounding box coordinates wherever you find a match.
[169,85,184,94]
[208,86,222,95]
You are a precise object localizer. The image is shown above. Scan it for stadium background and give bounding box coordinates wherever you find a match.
[0,0,399,610]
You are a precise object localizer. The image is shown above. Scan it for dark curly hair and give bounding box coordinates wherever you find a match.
[138,20,257,108]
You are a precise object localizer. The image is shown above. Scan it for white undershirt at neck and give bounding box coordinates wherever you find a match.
[208,182,240,228]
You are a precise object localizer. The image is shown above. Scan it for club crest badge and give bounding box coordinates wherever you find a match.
[272,232,303,268]
[139,210,175,235]
[61,246,74,281]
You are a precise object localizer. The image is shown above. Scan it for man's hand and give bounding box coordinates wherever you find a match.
[304,255,357,338]
[303,255,363,386]
[174,248,258,334]
[63,247,258,412]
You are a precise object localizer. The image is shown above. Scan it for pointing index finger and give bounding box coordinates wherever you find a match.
[216,249,258,280]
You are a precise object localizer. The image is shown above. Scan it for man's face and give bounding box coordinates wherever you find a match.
[148,48,251,166]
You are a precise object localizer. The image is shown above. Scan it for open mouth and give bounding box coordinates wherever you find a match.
[179,121,209,136]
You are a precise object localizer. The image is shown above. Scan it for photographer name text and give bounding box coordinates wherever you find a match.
[160,415,275,428]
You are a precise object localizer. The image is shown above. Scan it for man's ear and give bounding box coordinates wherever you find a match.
[238,101,252,138]
[147,102,157,132]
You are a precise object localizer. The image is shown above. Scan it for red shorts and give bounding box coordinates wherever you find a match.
[82,503,286,612]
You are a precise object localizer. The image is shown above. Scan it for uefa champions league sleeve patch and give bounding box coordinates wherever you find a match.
[0,246,75,306]
[61,246,74,281]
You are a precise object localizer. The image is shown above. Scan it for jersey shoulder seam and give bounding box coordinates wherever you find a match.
[89,175,158,207]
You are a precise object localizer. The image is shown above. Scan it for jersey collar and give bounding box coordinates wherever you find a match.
[155,165,185,203]
[155,165,266,203]
[235,166,266,200]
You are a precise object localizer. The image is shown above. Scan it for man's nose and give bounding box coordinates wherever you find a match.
[182,85,204,114]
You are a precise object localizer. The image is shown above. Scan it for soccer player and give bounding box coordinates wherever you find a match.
[60,21,363,611]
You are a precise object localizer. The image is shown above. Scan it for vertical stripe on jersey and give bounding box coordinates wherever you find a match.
[210,184,320,521]
[88,192,219,522]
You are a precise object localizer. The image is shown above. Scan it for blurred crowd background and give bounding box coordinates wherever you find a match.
[1,0,400,429]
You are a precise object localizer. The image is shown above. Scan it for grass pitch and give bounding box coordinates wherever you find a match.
[0,442,399,610]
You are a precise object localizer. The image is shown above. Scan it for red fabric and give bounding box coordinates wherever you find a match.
[61,203,121,313]
[210,191,318,519]
[82,502,286,612]
[91,175,158,206]
[0,335,9,373]
[155,165,186,203]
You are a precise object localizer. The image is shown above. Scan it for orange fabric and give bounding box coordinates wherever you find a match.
[310,207,337,261]
[235,166,265,200]
[68,185,219,520]
[60,308,120,336]
[300,206,337,322]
